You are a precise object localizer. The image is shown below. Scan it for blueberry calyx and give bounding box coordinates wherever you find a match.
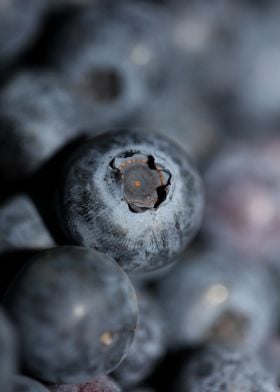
[110,152,171,213]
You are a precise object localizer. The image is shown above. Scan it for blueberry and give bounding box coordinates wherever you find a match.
[4,246,138,384]
[231,4,280,126]
[13,375,49,392]
[48,1,174,128]
[157,249,277,351]
[0,310,16,392]
[0,0,46,67]
[0,70,95,182]
[133,86,221,166]
[114,287,166,387]
[56,130,204,273]
[177,345,278,392]
[49,375,122,392]
[0,195,54,253]
[203,139,280,263]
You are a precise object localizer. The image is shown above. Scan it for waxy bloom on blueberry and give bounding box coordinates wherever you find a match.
[56,130,204,273]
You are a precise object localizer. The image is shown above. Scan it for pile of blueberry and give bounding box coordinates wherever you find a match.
[1,1,280,391]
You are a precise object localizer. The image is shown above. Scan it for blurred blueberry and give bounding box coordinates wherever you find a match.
[132,87,221,166]
[56,130,204,273]
[0,195,54,253]
[203,139,280,263]
[176,345,278,392]
[13,375,49,392]
[157,249,277,351]
[0,309,16,392]
[5,246,138,384]
[48,375,122,391]
[0,0,46,67]
[231,4,280,128]
[0,70,95,182]
[114,287,166,387]
[48,0,175,128]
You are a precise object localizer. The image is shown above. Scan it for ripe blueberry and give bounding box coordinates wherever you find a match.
[5,246,138,384]
[0,70,95,181]
[0,195,54,253]
[157,249,277,351]
[177,345,278,392]
[56,130,204,273]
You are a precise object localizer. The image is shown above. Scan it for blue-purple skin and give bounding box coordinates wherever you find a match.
[48,1,174,128]
[13,375,49,392]
[0,310,16,392]
[114,288,166,387]
[0,70,95,182]
[48,376,122,391]
[157,250,278,351]
[57,130,204,273]
[203,140,280,262]
[177,345,278,392]
[5,246,138,384]
[0,195,54,252]
[0,0,46,67]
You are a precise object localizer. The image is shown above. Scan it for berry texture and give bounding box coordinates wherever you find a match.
[114,288,166,387]
[0,70,95,182]
[5,246,138,384]
[177,345,278,392]
[0,195,54,252]
[157,250,277,351]
[56,130,204,273]
[48,376,121,392]
[13,375,50,392]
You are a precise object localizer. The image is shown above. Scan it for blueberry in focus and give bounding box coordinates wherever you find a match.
[114,287,166,388]
[4,246,138,384]
[0,70,95,182]
[48,375,122,392]
[176,345,278,392]
[13,375,49,392]
[0,195,54,253]
[0,310,16,392]
[56,130,204,273]
[157,249,277,351]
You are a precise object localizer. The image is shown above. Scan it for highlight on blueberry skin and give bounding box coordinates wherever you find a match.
[4,246,138,384]
[57,130,204,273]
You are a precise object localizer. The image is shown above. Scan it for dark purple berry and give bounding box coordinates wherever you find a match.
[5,246,138,384]
[48,376,121,392]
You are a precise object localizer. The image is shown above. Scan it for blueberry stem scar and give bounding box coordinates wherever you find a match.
[110,152,171,213]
